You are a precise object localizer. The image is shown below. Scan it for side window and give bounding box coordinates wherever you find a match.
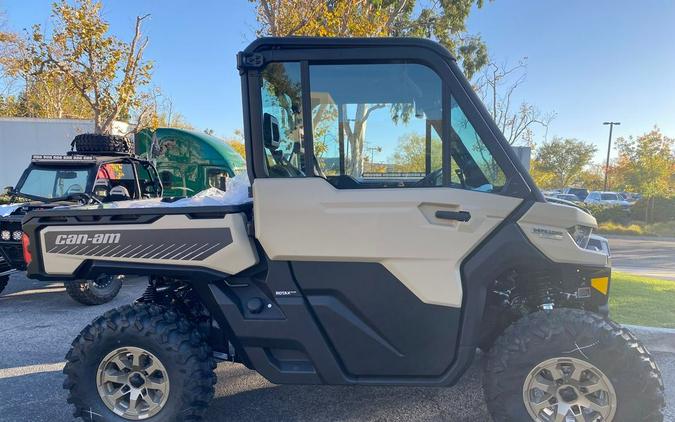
[310,63,443,188]
[260,62,305,177]
[97,162,138,199]
[136,163,160,197]
[449,96,506,192]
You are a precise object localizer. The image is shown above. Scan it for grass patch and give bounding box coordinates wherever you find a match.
[598,220,675,237]
[609,272,675,328]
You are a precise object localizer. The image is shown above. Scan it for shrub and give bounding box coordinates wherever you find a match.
[597,222,645,236]
[585,204,632,225]
[630,197,675,223]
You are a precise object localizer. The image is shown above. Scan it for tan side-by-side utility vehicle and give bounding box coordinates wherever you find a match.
[24,38,664,421]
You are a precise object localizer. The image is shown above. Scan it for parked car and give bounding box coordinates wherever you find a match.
[584,191,631,207]
[554,193,584,203]
[562,187,589,201]
[23,37,663,422]
[0,133,162,304]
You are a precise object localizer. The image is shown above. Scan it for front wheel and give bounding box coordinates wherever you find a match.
[65,275,123,305]
[63,303,217,421]
[483,309,665,422]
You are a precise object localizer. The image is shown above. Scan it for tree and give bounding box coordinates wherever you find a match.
[0,31,91,118]
[474,59,554,146]
[251,0,489,78]
[614,128,674,222]
[18,0,153,134]
[391,132,442,172]
[225,129,247,158]
[252,0,490,176]
[533,138,597,188]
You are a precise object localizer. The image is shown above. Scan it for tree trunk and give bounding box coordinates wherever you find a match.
[346,104,368,176]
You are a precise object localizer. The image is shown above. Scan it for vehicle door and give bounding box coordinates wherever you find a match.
[243,46,533,378]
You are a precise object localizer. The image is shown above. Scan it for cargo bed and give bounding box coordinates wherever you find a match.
[23,202,258,281]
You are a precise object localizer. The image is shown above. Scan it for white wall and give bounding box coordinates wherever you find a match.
[0,118,133,188]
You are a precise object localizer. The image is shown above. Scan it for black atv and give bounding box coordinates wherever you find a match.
[1,133,162,305]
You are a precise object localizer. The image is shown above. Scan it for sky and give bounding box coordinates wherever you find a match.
[2,0,674,164]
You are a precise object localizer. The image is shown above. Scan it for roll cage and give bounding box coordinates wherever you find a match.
[238,37,543,201]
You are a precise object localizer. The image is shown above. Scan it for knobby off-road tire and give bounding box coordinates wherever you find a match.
[63,303,217,421]
[484,308,664,422]
[72,133,134,154]
[65,275,124,306]
[0,275,8,294]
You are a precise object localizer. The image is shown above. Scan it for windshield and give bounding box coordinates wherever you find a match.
[16,166,91,200]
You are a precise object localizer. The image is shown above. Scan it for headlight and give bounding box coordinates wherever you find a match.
[0,230,10,241]
[12,230,23,241]
[568,225,592,249]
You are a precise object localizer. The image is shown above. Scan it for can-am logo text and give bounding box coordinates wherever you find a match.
[54,233,121,245]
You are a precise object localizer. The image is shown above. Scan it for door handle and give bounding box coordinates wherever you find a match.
[435,210,471,222]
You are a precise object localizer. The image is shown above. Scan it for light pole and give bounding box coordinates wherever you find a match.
[603,121,620,191]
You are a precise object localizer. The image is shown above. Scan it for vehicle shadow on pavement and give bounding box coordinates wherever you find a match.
[206,361,491,422]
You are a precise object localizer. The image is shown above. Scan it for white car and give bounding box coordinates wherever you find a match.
[584,191,631,207]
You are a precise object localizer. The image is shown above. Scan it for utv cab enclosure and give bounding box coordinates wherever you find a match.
[23,38,663,422]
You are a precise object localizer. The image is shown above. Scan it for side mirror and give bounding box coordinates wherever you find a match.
[263,113,280,149]
[4,186,14,196]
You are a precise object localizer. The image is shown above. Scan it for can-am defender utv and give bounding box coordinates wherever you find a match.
[2,133,162,304]
[24,38,663,421]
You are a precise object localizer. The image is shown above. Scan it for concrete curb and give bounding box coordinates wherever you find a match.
[625,325,675,353]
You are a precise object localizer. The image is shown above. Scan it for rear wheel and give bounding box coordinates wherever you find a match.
[65,275,124,306]
[484,308,665,422]
[63,303,217,421]
[0,276,8,294]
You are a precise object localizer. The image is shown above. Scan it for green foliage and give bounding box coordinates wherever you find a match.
[585,204,632,225]
[614,128,674,199]
[597,221,675,237]
[391,133,442,171]
[533,137,597,188]
[251,0,489,78]
[610,272,675,328]
[630,196,675,223]
[1,0,153,133]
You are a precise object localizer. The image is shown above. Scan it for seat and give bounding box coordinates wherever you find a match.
[108,185,131,202]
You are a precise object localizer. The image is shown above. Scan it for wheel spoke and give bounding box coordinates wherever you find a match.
[101,371,128,385]
[110,355,131,371]
[131,350,142,369]
[569,364,584,382]
[581,380,603,395]
[145,379,168,394]
[144,360,162,376]
[109,386,128,401]
[554,403,570,422]
[549,365,565,381]
[578,397,609,414]
[530,396,553,414]
[129,389,142,412]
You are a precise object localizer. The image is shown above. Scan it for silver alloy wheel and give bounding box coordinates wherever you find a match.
[522,357,616,421]
[97,346,170,420]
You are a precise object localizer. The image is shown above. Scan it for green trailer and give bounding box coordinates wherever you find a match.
[135,128,245,197]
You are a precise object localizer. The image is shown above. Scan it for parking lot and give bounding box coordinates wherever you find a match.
[0,274,673,421]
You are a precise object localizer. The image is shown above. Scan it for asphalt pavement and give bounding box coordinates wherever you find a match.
[608,235,675,280]
[0,274,672,421]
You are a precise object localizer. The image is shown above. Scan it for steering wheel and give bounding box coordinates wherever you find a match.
[67,192,103,205]
[414,169,442,187]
